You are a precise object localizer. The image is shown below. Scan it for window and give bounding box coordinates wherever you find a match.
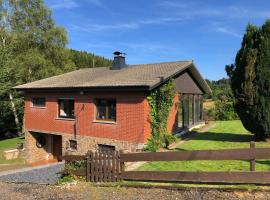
[69,140,77,151]
[180,94,203,128]
[95,99,116,121]
[58,99,74,119]
[32,97,46,107]
[98,144,115,152]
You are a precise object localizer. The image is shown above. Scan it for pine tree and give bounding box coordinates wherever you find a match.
[227,20,270,139]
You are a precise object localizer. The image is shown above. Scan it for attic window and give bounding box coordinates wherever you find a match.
[58,99,75,119]
[32,97,46,107]
[95,99,116,122]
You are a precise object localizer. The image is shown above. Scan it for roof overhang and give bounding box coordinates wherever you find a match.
[149,63,212,94]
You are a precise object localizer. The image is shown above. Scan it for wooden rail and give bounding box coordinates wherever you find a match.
[121,171,270,184]
[63,141,270,184]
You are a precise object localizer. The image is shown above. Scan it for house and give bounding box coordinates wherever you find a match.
[14,52,211,164]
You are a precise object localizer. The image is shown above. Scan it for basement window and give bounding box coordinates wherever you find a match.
[69,140,77,151]
[58,99,75,119]
[32,97,46,108]
[98,144,115,152]
[95,99,116,122]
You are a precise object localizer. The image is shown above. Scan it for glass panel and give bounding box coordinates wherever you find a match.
[59,99,74,118]
[178,97,183,128]
[96,99,107,120]
[199,96,203,121]
[195,96,198,121]
[108,99,116,120]
[189,95,194,125]
[183,95,189,127]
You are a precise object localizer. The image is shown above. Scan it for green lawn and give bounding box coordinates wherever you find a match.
[0,136,25,164]
[138,120,270,172]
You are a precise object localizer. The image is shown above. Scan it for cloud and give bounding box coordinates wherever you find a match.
[158,1,270,19]
[71,16,185,33]
[48,0,104,9]
[215,27,242,38]
[86,0,103,8]
[71,23,139,32]
[158,1,191,8]
[49,0,79,9]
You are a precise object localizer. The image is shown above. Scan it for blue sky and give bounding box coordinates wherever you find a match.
[44,0,270,80]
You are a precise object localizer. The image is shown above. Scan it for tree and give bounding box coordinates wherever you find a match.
[226,20,270,139]
[0,0,75,135]
[0,0,112,135]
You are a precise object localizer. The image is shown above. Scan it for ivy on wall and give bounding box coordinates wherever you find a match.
[146,79,178,151]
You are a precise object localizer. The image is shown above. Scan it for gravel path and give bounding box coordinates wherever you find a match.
[0,162,64,184]
[0,182,270,200]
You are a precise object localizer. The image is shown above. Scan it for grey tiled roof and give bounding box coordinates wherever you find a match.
[14,61,211,93]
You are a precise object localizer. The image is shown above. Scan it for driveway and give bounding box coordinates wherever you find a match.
[0,162,64,184]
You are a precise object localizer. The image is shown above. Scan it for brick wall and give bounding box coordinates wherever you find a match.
[167,94,179,133]
[24,91,150,144]
[24,91,180,163]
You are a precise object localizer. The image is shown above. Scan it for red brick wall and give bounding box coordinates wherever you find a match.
[24,91,179,144]
[167,94,179,133]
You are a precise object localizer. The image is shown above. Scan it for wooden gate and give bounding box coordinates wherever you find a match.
[86,150,123,182]
[63,150,123,182]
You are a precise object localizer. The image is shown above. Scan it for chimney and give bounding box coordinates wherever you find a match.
[112,51,127,70]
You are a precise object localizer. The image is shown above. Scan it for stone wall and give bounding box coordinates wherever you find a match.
[24,129,144,164]
[24,131,54,163]
[62,133,144,156]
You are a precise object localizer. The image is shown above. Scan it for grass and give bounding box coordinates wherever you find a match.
[98,181,270,191]
[0,136,25,165]
[138,120,270,172]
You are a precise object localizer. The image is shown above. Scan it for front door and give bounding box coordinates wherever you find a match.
[52,135,62,161]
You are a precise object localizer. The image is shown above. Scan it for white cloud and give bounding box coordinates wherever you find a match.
[159,1,191,8]
[215,26,242,38]
[49,0,79,9]
[71,16,185,33]
[86,0,103,8]
[71,23,139,32]
[48,0,104,9]
[159,1,270,19]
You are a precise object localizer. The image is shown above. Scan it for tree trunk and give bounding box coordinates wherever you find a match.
[9,92,21,136]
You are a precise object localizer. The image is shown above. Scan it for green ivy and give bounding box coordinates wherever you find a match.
[145,79,177,151]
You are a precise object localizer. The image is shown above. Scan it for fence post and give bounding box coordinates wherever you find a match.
[250,141,255,171]
[86,151,91,182]
[119,150,125,180]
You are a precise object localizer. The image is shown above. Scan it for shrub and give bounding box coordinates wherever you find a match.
[214,100,239,120]
[226,20,270,138]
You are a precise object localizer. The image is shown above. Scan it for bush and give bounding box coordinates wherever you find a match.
[214,100,239,120]
[226,20,270,138]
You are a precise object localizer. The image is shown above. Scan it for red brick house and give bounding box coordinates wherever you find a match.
[15,53,211,164]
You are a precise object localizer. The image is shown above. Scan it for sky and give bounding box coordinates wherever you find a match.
[44,0,270,80]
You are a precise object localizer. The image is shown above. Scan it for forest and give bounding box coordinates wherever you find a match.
[0,0,112,136]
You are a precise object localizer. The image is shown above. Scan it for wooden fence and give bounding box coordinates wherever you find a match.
[63,141,270,184]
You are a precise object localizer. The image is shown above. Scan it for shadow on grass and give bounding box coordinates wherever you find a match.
[256,160,270,166]
[188,132,253,143]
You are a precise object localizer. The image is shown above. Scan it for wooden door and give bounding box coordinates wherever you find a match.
[52,135,62,161]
